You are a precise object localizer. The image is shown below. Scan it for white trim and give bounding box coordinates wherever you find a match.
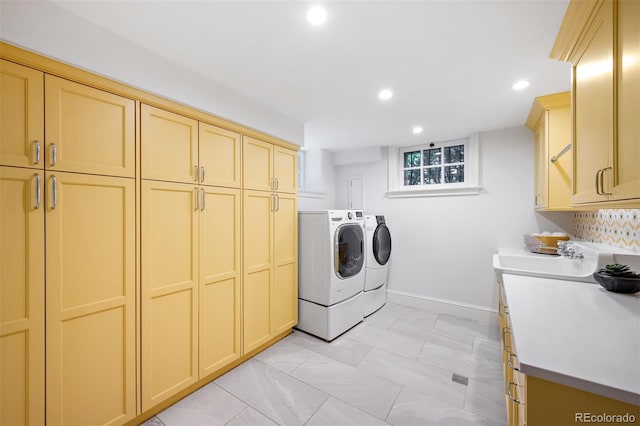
[386,289,498,325]
[297,190,327,199]
[386,186,482,198]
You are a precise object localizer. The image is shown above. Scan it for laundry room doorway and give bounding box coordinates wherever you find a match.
[349,176,364,210]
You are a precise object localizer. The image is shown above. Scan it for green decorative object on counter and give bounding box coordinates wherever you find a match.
[594,264,640,294]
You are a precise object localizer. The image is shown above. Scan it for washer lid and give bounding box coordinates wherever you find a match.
[373,224,391,266]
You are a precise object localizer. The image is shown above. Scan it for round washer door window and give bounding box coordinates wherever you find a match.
[335,224,364,278]
[373,224,391,265]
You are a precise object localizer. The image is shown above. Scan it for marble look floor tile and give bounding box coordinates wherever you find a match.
[389,320,474,353]
[285,330,373,366]
[306,397,391,426]
[435,314,500,343]
[464,378,508,425]
[157,382,246,426]
[358,348,466,408]
[215,359,328,426]
[347,323,425,359]
[473,337,502,360]
[291,353,402,420]
[225,406,278,426]
[254,340,315,373]
[140,416,165,426]
[387,387,496,426]
[417,342,503,386]
[378,303,440,325]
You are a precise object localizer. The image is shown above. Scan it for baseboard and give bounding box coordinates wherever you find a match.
[386,289,498,325]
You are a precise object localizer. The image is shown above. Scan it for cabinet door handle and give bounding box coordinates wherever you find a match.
[194,165,199,182]
[34,140,41,165]
[51,175,58,209]
[34,174,41,209]
[200,167,205,183]
[502,327,511,352]
[507,382,523,404]
[195,187,199,210]
[276,194,280,211]
[201,188,205,211]
[508,352,520,371]
[601,167,612,196]
[50,143,57,167]
[275,178,279,190]
[271,177,275,191]
[595,169,603,195]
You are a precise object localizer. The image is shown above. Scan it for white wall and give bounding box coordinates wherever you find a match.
[0,0,303,145]
[298,149,336,211]
[334,126,573,311]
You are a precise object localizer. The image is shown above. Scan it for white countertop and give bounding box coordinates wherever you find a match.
[503,274,640,406]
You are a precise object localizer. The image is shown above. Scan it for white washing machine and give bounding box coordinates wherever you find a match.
[297,210,365,340]
[363,215,391,316]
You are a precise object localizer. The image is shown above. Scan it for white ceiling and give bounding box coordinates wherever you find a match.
[49,0,572,151]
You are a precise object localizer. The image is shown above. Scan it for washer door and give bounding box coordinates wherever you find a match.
[335,224,364,278]
[373,224,391,266]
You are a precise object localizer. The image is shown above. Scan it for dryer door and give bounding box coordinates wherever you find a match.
[335,224,364,278]
[373,223,391,266]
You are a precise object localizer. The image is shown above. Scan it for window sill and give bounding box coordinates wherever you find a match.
[298,190,327,199]
[385,185,482,198]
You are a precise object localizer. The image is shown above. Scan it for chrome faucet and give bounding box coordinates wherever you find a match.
[557,241,584,260]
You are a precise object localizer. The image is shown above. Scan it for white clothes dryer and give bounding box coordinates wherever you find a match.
[297,210,365,340]
[363,214,391,316]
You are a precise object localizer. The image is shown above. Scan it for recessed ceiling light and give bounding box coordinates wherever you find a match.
[306,6,327,26]
[512,80,530,91]
[378,89,393,101]
[412,126,423,134]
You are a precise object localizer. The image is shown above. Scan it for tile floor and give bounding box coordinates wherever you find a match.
[142,303,506,426]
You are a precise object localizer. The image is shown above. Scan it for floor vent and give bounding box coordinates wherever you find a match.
[452,373,469,386]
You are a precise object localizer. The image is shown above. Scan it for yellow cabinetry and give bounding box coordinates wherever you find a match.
[46,172,136,425]
[243,136,297,193]
[1,60,44,169]
[242,136,298,352]
[0,166,45,426]
[526,92,572,210]
[552,0,640,206]
[199,122,242,188]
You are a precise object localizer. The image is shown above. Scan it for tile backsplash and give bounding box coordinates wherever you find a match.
[574,209,640,252]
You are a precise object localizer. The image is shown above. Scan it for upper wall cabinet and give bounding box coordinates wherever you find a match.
[141,104,198,183]
[45,75,135,177]
[526,92,572,211]
[552,0,640,206]
[0,60,44,169]
[199,122,241,188]
[243,136,297,193]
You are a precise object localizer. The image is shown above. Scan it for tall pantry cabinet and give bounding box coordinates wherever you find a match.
[1,60,136,425]
[140,105,243,410]
[242,136,298,353]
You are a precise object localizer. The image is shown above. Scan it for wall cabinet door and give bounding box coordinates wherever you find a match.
[0,60,44,169]
[242,190,273,353]
[612,0,640,201]
[572,0,613,204]
[243,136,273,191]
[141,104,198,184]
[141,180,199,411]
[45,171,136,425]
[199,186,242,377]
[533,119,547,208]
[199,123,241,188]
[273,146,297,194]
[45,75,135,178]
[0,166,44,426]
[271,193,298,335]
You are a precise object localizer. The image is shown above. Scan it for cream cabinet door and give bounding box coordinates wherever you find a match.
[45,172,136,425]
[547,107,572,209]
[199,123,241,188]
[243,190,273,353]
[199,186,242,377]
[612,0,640,201]
[45,75,135,177]
[141,104,198,184]
[243,136,273,191]
[271,193,298,335]
[273,146,297,194]
[533,117,547,208]
[0,60,44,169]
[572,1,613,204]
[141,180,199,411]
[0,166,44,426]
